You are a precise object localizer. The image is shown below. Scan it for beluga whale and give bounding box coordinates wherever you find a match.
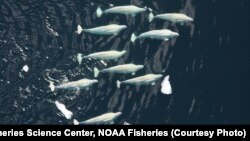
[94,63,144,77]
[83,50,126,61]
[96,5,146,18]
[49,79,98,91]
[131,29,179,42]
[76,24,127,35]
[149,13,194,25]
[73,112,122,125]
[116,74,163,88]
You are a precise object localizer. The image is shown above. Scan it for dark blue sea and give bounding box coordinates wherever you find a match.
[0,0,249,124]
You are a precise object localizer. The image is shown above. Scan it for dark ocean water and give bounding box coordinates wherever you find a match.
[0,0,249,124]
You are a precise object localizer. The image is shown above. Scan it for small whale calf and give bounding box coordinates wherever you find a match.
[73,112,122,125]
[94,63,144,77]
[77,24,127,35]
[49,79,98,91]
[116,74,163,88]
[131,29,179,42]
[150,13,193,24]
[97,5,146,18]
[83,50,126,61]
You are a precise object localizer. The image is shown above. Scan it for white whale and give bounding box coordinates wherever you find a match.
[131,29,179,42]
[116,74,163,88]
[97,5,146,18]
[149,13,193,24]
[94,63,144,77]
[49,79,98,91]
[83,50,126,61]
[77,24,127,35]
[73,112,122,125]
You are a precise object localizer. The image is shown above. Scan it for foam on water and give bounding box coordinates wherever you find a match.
[45,18,59,36]
[22,65,29,72]
[161,75,172,95]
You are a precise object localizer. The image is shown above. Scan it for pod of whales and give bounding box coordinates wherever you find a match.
[50,2,194,125]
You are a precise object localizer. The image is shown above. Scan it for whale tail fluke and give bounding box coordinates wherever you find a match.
[94,67,100,78]
[149,12,155,22]
[77,53,83,65]
[73,119,80,125]
[49,81,56,92]
[76,25,83,34]
[96,7,103,18]
[131,33,137,43]
[116,80,121,89]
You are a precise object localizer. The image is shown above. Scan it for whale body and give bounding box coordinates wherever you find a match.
[94,63,144,77]
[150,13,193,24]
[74,112,122,125]
[131,29,179,42]
[116,74,163,88]
[49,79,98,91]
[84,50,126,61]
[97,5,146,17]
[77,24,127,35]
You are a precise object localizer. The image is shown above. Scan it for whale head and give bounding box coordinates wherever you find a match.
[171,32,179,38]
[121,50,127,55]
[138,7,147,13]
[114,112,122,118]
[120,25,127,30]
[186,16,194,22]
[155,74,163,80]
[137,65,144,70]
[91,79,98,84]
